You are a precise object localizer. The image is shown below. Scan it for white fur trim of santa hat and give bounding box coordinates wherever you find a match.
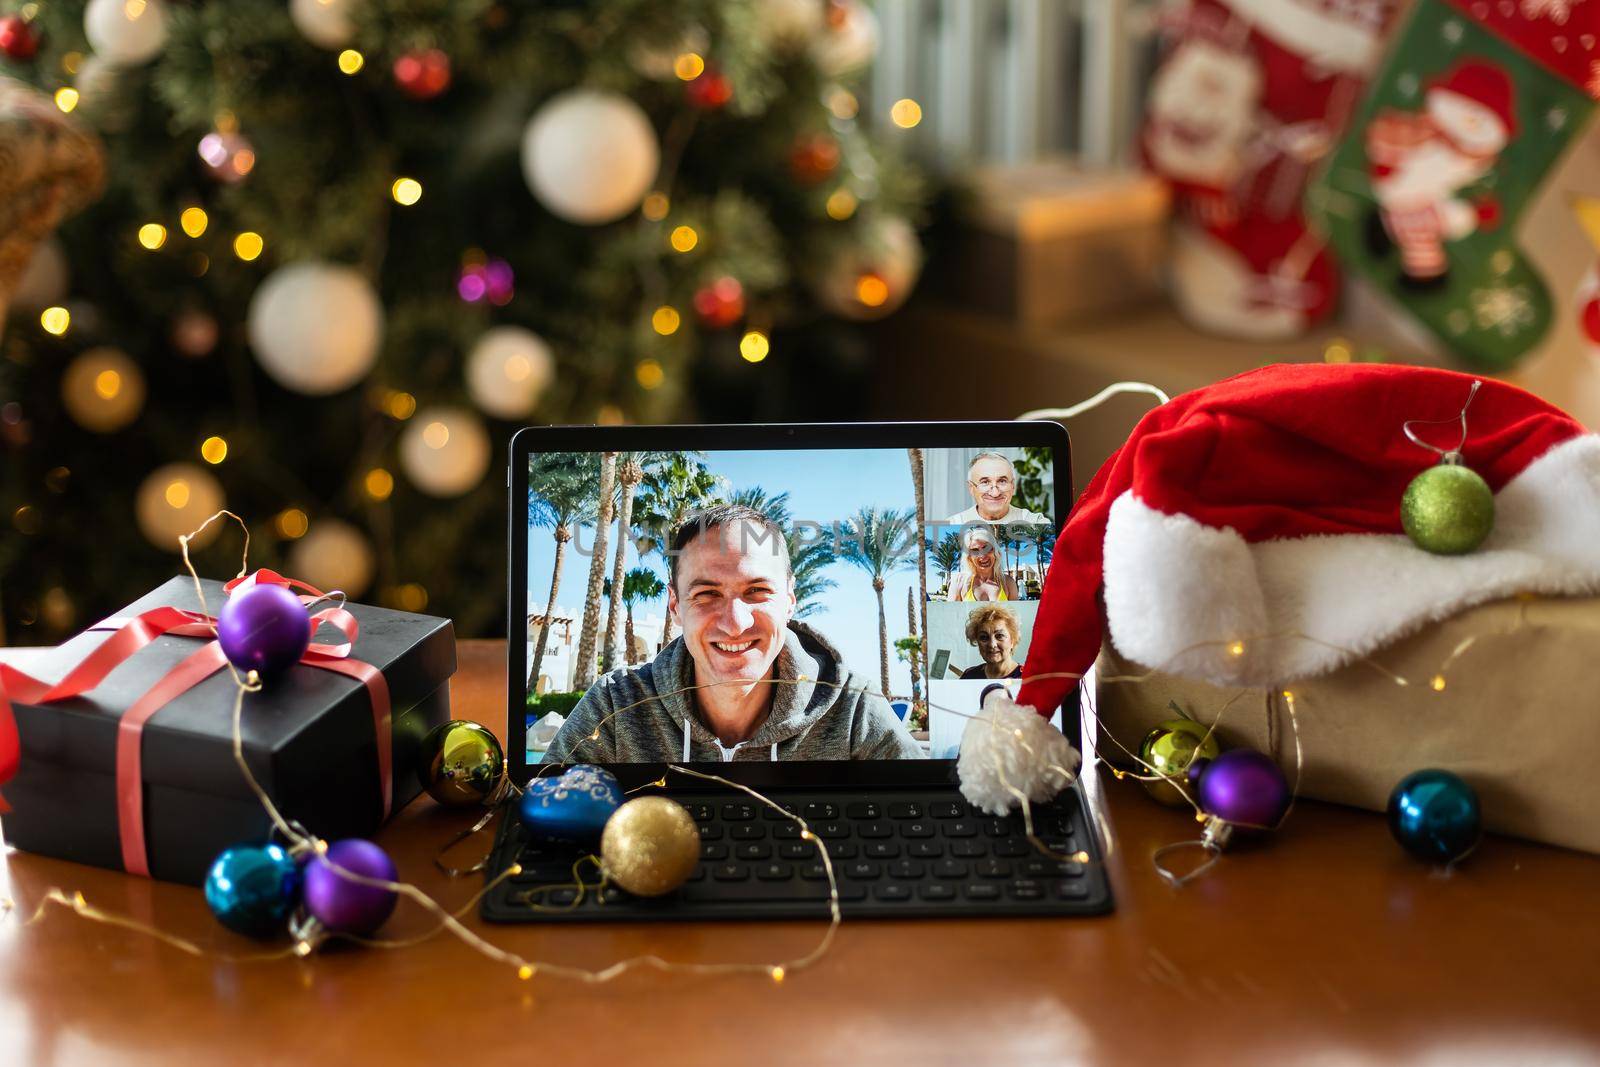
[1102,433,1600,686]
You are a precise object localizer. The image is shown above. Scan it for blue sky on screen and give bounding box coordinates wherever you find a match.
[527,448,924,696]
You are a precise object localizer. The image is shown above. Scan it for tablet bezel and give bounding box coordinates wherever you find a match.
[507,420,1072,790]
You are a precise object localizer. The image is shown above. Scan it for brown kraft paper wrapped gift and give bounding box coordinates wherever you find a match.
[1093,595,1600,855]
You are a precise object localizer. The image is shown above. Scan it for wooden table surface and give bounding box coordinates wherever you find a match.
[3,640,1598,1067]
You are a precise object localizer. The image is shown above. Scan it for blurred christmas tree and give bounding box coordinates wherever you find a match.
[0,0,926,643]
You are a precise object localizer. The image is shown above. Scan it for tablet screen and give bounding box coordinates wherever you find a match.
[522,445,1062,763]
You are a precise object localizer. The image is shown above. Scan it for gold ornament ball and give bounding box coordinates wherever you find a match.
[418,720,505,807]
[600,797,701,897]
[1138,718,1219,808]
[1401,463,1494,555]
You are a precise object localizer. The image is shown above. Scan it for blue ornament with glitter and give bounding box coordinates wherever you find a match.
[518,764,623,844]
[1387,769,1482,866]
[204,843,301,938]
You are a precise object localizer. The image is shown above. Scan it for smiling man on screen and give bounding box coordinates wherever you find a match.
[543,504,923,763]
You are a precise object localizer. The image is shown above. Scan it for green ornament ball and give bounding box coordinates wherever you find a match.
[1401,463,1495,555]
[419,719,505,807]
[1138,718,1220,808]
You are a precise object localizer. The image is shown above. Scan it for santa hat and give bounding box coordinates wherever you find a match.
[1016,364,1598,717]
[1426,60,1517,151]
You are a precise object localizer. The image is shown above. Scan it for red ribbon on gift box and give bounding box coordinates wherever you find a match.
[0,570,392,877]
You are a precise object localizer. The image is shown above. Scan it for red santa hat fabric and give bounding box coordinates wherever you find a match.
[1427,59,1517,146]
[1016,363,1597,717]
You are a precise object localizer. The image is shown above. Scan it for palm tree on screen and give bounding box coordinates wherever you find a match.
[573,451,618,690]
[602,451,677,671]
[527,454,598,692]
[605,567,667,665]
[728,486,837,620]
[632,454,723,645]
[837,506,917,698]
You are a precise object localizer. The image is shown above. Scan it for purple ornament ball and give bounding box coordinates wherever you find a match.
[216,583,310,680]
[303,839,399,936]
[1196,749,1290,831]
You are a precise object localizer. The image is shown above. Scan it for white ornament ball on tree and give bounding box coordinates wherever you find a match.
[812,0,878,76]
[84,0,168,66]
[247,261,383,395]
[756,0,824,50]
[13,238,68,310]
[815,215,922,320]
[522,90,660,225]
[136,463,225,552]
[467,326,555,419]
[400,406,491,497]
[289,518,375,598]
[289,0,358,49]
[60,347,145,433]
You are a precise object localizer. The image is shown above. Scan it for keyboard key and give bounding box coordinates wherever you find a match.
[909,840,944,858]
[803,802,839,820]
[930,802,963,819]
[845,802,881,819]
[950,840,986,858]
[722,803,756,821]
[902,822,935,839]
[772,823,801,840]
[864,841,900,859]
[888,803,923,819]
[856,821,893,839]
[963,883,1001,900]
[697,824,725,841]
[1056,881,1091,900]
[687,867,707,882]
[730,824,765,841]
[735,843,772,861]
[546,888,578,906]
[984,819,1016,837]
[800,862,828,881]
[700,843,729,861]
[756,862,794,881]
[919,884,957,901]
[713,863,749,881]
[599,887,628,904]
[1010,880,1044,900]
[683,881,829,904]
[944,820,978,838]
[815,822,850,839]
[779,842,812,860]
[824,841,857,860]
[977,859,1012,879]
[875,883,912,901]
[845,862,881,880]
[1025,858,1087,878]
[510,863,574,883]
[934,859,969,880]
[686,803,715,822]
[888,859,925,880]
[761,803,799,821]
[993,839,1030,858]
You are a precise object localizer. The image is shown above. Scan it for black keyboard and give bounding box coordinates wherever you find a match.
[479,784,1113,922]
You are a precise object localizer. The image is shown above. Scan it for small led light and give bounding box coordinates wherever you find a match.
[94,370,122,400]
[651,305,681,336]
[854,273,889,308]
[1431,674,1447,692]
[890,98,923,128]
[386,391,417,420]
[180,206,208,237]
[518,965,535,980]
[54,87,79,113]
[364,467,394,500]
[294,941,313,958]
[200,436,228,464]
[422,420,450,449]
[641,192,670,220]
[396,583,428,611]
[770,966,785,983]
[338,48,364,75]
[40,306,69,335]
[827,88,858,120]
[165,480,191,509]
[138,223,167,250]
[277,508,309,539]
[1324,340,1353,364]
[800,830,814,841]
[635,359,665,390]
[508,863,523,876]
[1228,641,1246,657]
[673,52,705,81]
[825,189,857,220]
[669,225,698,253]
[391,177,423,206]
[233,231,264,261]
[739,330,769,363]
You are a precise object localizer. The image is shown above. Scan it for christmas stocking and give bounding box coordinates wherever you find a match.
[1140,0,1399,340]
[1308,0,1600,370]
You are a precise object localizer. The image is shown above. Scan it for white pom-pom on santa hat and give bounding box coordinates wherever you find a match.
[957,687,1081,817]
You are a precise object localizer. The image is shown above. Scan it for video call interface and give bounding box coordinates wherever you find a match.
[524,446,1061,763]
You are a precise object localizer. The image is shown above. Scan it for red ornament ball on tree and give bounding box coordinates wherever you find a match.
[0,15,40,61]
[1582,295,1600,348]
[393,49,452,100]
[693,277,745,329]
[685,69,733,111]
[789,133,841,185]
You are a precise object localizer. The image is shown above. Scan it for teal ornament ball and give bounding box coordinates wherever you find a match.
[419,719,505,807]
[1387,769,1482,866]
[204,843,301,939]
[1401,462,1494,555]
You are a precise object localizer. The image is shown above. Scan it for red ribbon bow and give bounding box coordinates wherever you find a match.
[0,570,392,877]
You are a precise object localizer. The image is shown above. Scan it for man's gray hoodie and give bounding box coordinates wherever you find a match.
[541,621,925,762]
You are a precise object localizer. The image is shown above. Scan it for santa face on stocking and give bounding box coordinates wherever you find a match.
[1366,59,1517,282]
[1144,37,1262,194]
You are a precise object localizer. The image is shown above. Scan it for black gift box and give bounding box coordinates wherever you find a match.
[1,576,455,885]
